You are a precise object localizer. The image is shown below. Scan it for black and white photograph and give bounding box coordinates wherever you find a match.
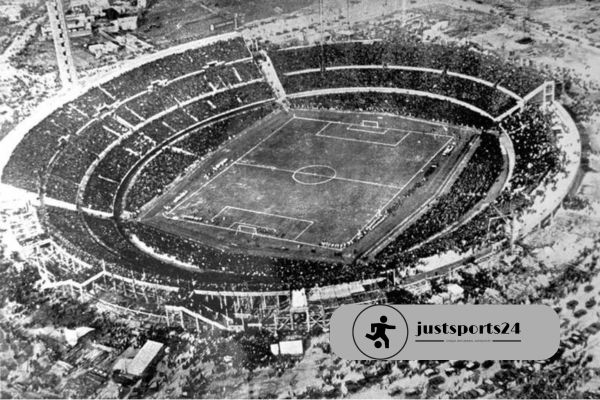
[0,0,598,398]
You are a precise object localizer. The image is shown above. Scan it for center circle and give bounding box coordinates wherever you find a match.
[292,165,337,185]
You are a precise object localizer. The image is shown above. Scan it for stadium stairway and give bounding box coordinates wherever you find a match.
[256,50,289,110]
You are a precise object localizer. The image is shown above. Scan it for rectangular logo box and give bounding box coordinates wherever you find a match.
[330,305,559,360]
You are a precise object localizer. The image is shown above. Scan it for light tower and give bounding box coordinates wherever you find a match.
[46,0,78,87]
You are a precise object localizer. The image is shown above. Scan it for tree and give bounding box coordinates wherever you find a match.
[387,288,417,304]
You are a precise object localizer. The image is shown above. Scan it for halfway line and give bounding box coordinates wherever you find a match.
[235,162,402,189]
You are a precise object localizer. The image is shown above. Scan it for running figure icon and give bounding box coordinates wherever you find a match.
[365,316,396,348]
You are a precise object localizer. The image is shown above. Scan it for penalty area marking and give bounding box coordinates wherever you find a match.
[211,205,314,225]
[317,128,409,147]
[166,214,323,247]
[297,116,454,139]
[211,206,314,241]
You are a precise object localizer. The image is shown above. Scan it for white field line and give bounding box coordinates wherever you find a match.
[212,205,314,225]
[171,115,452,246]
[296,116,453,139]
[349,135,454,243]
[294,221,315,240]
[220,206,315,241]
[235,161,402,189]
[346,126,389,135]
[166,214,324,248]
[295,115,455,134]
[316,130,408,147]
[228,221,276,233]
[314,121,332,135]
[171,117,296,213]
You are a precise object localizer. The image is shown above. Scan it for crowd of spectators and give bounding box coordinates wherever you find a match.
[5,36,568,296]
[269,37,548,96]
[500,104,562,192]
[376,104,565,268]
[125,148,196,212]
[3,37,264,207]
[282,68,516,116]
[124,106,272,213]
[292,92,494,129]
[377,133,504,265]
[100,37,251,96]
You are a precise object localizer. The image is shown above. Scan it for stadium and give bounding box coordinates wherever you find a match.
[0,32,581,332]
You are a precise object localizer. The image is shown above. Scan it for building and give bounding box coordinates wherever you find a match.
[65,13,94,37]
[117,15,137,31]
[0,4,22,21]
[446,283,464,302]
[88,41,119,58]
[64,327,95,346]
[270,339,304,356]
[42,12,94,39]
[113,340,164,381]
[127,341,164,376]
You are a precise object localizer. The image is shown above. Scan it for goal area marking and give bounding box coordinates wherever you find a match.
[230,221,278,235]
[236,224,258,235]
[361,120,379,128]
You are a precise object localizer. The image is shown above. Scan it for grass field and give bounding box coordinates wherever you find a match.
[160,112,454,248]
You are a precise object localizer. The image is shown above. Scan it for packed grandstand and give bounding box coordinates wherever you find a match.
[0,31,578,329]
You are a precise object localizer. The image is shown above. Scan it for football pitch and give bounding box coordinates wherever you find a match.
[162,113,453,248]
